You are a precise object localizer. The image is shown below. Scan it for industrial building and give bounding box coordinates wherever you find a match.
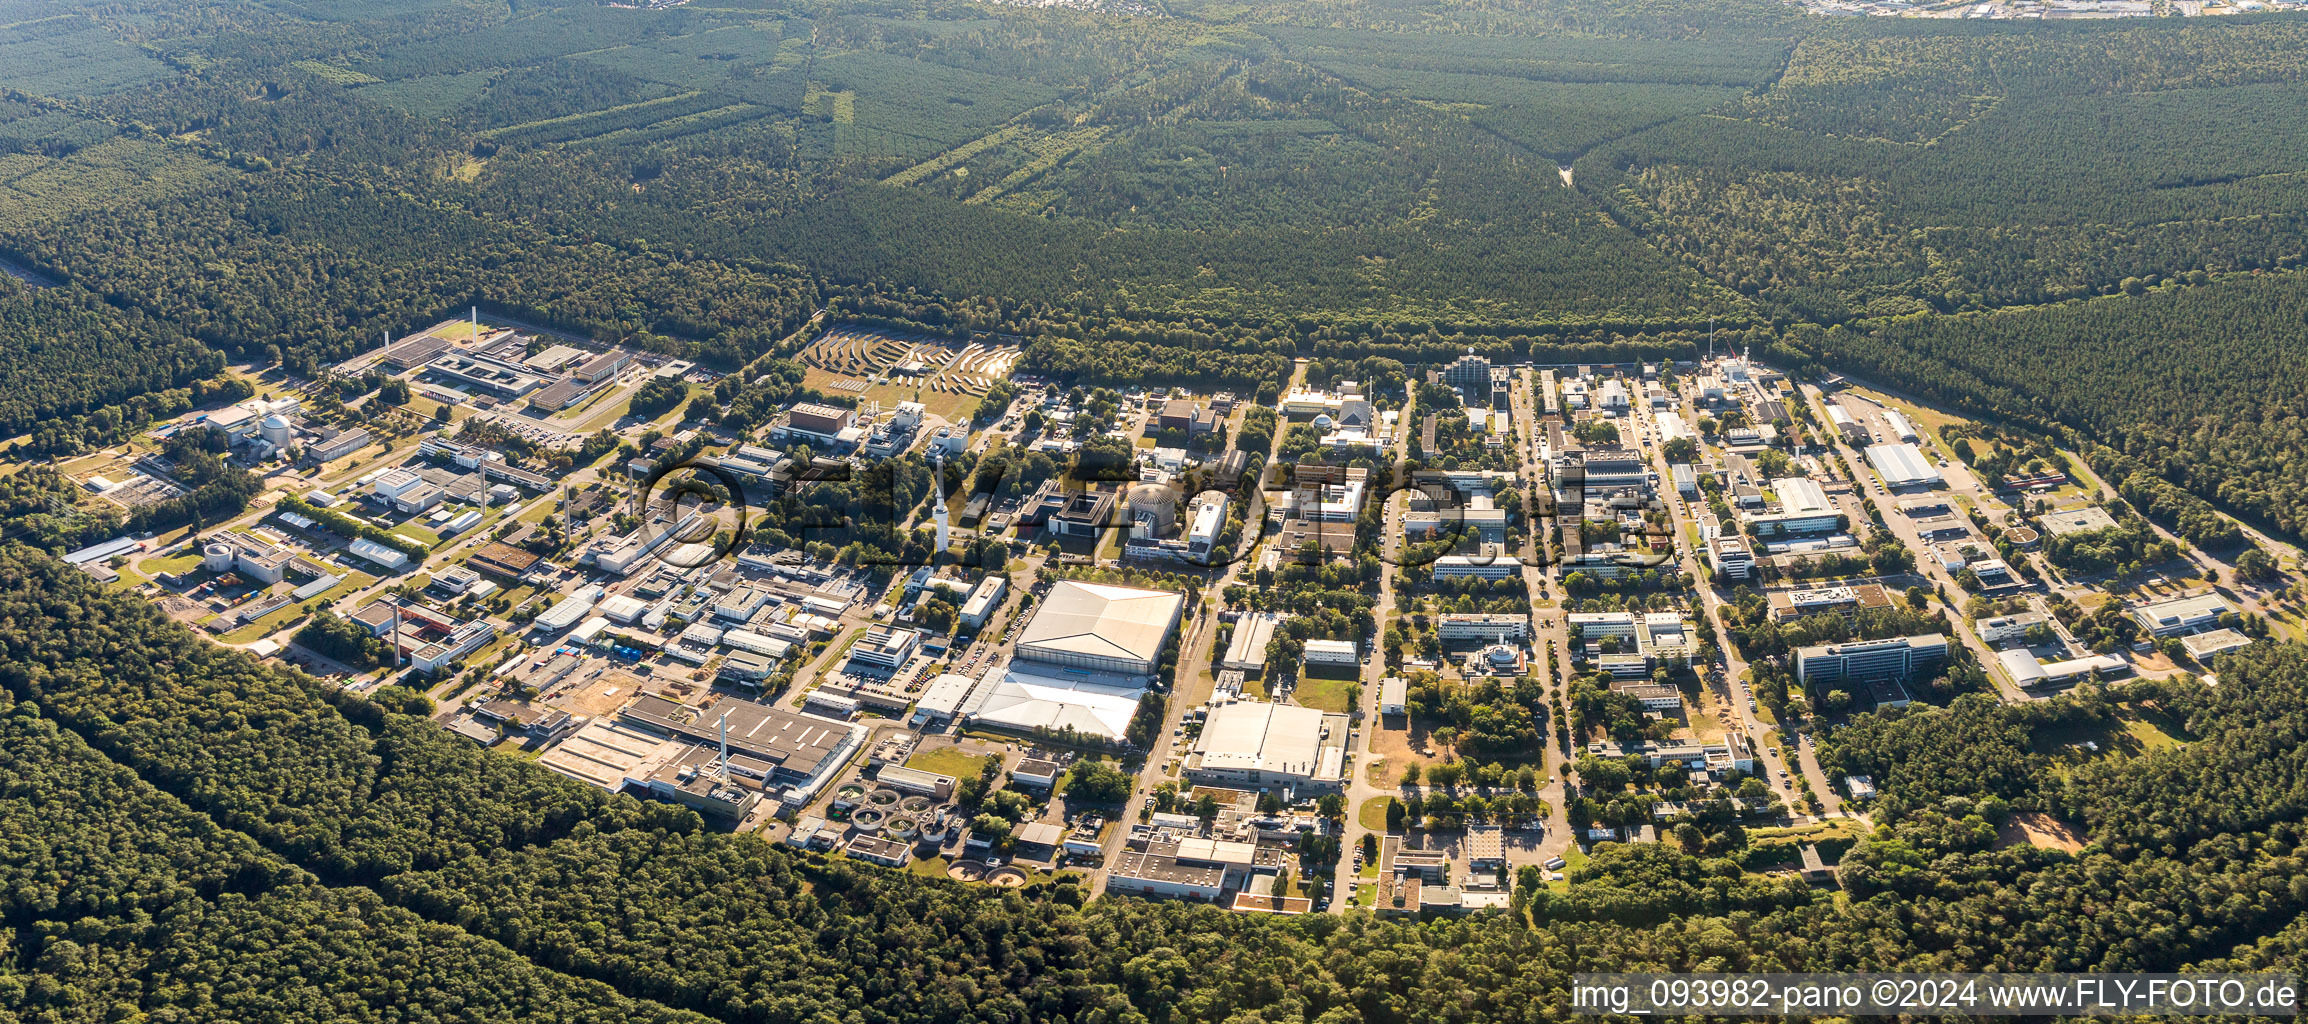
[1015,580,1186,677]
[1825,403,1868,443]
[1865,443,1943,489]
[1107,837,1262,901]
[1220,611,1282,673]
[961,661,1149,744]
[617,694,865,811]
[1185,701,1349,791]
[1744,477,1845,538]
[1795,634,1950,685]
[1998,649,2130,688]
[1883,408,1919,442]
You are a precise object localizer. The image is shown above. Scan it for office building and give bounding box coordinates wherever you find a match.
[1795,634,1949,685]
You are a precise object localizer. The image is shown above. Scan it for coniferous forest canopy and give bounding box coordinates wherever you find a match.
[0,0,2302,534]
[9,0,2308,1017]
[8,546,2308,1022]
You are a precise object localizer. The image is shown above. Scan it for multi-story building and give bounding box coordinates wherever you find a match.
[1436,613,1530,644]
[1713,535,1756,580]
[2131,593,2232,637]
[1975,612,2048,645]
[846,625,923,672]
[1795,634,1949,685]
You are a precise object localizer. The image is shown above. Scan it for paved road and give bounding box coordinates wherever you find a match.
[1798,382,2026,702]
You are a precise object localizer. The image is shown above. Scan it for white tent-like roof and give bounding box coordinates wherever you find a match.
[963,662,1148,742]
[1016,580,1185,671]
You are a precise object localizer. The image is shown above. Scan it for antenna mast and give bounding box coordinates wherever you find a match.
[931,448,950,555]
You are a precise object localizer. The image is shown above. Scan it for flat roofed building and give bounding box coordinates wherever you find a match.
[537,718,681,791]
[1218,613,1292,678]
[2040,505,2119,537]
[1436,613,1530,643]
[2182,628,2252,660]
[1999,649,2130,688]
[1378,677,1408,715]
[777,402,853,444]
[1016,580,1186,677]
[1975,612,2048,644]
[1566,611,1637,638]
[468,542,540,579]
[959,575,1008,630]
[1775,477,1832,516]
[1611,682,1683,711]
[619,694,865,800]
[847,624,922,672]
[1302,639,1358,666]
[912,671,984,726]
[844,835,914,868]
[1713,534,1756,580]
[2133,593,2233,636]
[523,343,585,371]
[426,352,546,398]
[1109,840,1248,900]
[1766,583,1892,622]
[1186,702,1347,790]
[1430,546,1518,579]
[1795,634,1949,685]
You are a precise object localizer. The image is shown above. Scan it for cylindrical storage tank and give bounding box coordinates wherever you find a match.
[259,414,293,448]
[1126,482,1177,534]
[1314,413,1334,430]
[203,543,235,571]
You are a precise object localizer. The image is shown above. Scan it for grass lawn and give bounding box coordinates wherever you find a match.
[907,853,951,880]
[1547,845,1591,893]
[1293,673,1358,713]
[1357,796,1400,832]
[218,572,377,644]
[907,747,994,780]
[1354,882,1376,907]
[556,383,643,433]
[393,524,446,548]
[2036,704,2191,765]
[133,547,205,582]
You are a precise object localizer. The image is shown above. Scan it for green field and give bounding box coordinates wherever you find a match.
[905,746,993,780]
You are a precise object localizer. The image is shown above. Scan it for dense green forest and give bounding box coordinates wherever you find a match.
[0,0,2291,543]
[7,545,2308,1019]
[0,0,2299,547]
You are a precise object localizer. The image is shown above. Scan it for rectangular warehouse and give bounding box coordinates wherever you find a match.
[1865,443,1943,489]
[1015,580,1186,677]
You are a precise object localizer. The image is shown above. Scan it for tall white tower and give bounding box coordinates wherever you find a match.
[931,449,950,555]
[716,710,731,783]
